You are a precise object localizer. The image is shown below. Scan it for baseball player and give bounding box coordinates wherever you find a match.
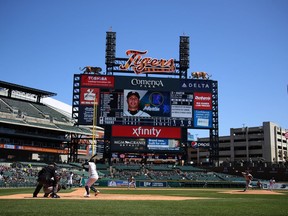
[67,171,74,189]
[269,177,276,191]
[82,155,100,197]
[43,173,67,198]
[242,171,253,192]
[123,91,150,117]
[33,163,61,198]
[128,175,136,189]
[43,182,66,198]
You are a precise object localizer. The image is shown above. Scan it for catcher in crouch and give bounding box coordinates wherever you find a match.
[43,182,66,198]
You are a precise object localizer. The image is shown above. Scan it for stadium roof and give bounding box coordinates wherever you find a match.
[0,117,93,135]
[0,80,103,136]
[0,80,56,98]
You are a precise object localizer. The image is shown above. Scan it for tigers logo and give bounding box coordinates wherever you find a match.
[120,50,175,74]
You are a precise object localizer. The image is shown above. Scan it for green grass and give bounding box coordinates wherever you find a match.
[1,187,288,216]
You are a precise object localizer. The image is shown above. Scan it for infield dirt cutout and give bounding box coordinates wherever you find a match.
[219,189,284,195]
[0,188,283,200]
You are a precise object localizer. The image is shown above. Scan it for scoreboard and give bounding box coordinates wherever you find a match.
[77,75,216,129]
[99,90,195,127]
[70,33,219,160]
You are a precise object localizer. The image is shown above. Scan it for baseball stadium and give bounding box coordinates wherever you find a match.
[1,32,288,216]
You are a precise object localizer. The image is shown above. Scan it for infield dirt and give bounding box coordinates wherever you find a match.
[0,188,283,200]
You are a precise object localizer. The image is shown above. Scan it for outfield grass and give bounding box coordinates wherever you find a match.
[0,187,288,216]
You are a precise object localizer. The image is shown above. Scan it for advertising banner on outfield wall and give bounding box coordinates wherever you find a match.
[262,182,288,190]
[108,180,128,187]
[139,181,167,187]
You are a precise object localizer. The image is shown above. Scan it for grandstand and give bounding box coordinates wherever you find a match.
[0,80,102,164]
[0,161,259,189]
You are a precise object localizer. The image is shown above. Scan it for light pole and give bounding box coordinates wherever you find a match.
[92,95,98,156]
[195,134,199,164]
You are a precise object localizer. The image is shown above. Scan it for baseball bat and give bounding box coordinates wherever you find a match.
[89,153,98,162]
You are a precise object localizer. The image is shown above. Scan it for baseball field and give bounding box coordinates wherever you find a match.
[0,187,288,216]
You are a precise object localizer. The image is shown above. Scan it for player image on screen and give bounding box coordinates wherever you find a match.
[123,91,151,117]
[123,90,171,117]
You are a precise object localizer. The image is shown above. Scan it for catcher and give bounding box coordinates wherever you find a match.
[43,182,66,198]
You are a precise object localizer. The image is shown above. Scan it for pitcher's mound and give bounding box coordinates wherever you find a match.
[220,190,283,195]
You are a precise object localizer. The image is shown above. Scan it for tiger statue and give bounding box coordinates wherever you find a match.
[80,66,102,74]
[191,71,211,79]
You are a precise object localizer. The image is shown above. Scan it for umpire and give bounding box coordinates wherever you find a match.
[33,162,60,198]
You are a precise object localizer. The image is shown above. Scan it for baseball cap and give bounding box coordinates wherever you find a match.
[127,91,140,99]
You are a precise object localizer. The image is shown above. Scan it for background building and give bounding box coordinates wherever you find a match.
[188,121,288,166]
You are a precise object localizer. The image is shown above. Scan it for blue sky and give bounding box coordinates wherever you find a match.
[0,0,287,137]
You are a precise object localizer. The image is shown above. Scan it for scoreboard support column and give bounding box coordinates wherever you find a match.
[181,128,188,164]
[104,125,112,166]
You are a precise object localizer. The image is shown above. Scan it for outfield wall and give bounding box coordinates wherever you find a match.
[101,179,245,188]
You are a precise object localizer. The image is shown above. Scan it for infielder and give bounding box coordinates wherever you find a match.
[67,171,74,189]
[128,175,136,189]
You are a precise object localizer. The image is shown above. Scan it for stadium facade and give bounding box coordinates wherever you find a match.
[0,80,103,163]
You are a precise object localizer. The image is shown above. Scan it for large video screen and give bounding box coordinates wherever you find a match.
[111,138,181,152]
[77,75,215,128]
[123,90,171,117]
[110,125,182,153]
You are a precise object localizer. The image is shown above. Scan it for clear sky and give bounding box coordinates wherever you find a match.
[0,0,287,137]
